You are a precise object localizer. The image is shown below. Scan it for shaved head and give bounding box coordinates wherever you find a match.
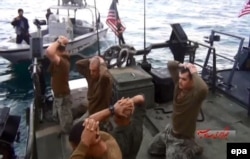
[90,56,100,67]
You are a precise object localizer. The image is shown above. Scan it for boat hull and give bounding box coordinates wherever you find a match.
[0,28,108,63]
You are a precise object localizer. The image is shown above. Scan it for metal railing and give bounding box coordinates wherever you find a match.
[208,30,245,88]
[25,101,38,159]
[25,58,40,159]
[188,40,217,93]
[135,37,218,92]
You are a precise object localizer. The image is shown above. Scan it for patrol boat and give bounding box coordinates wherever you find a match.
[0,0,108,64]
[1,22,245,159]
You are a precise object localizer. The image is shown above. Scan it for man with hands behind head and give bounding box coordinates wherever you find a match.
[69,118,122,159]
[45,36,73,134]
[88,95,146,159]
[148,61,208,159]
[75,56,113,130]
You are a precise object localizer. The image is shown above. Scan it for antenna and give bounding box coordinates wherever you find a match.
[142,0,147,62]
[57,0,60,14]
[143,0,146,51]
[94,0,101,56]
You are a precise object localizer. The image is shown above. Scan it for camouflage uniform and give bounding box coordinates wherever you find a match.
[148,124,202,159]
[53,94,73,134]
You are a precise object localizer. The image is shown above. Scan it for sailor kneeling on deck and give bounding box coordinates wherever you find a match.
[74,56,113,131]
[148,61,208,159]
[88,95,145,159]
[68,118,122,159]
[45,36,73,134]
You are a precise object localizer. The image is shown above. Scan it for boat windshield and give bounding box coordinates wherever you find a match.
[49,7,94,26]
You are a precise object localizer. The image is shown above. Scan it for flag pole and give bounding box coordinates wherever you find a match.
[57,0,59,14]
[94,0,101,56]
[142,0,147,62]
[143,0,146,51]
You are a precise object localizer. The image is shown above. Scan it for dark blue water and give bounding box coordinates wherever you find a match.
[0,0,250,156]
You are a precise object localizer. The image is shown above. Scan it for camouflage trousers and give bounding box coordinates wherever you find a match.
[53,95,73,134]
[148,124,203,159]
[73,111,113,132]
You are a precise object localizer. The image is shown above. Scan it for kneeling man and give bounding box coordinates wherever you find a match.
[148,61,208,159]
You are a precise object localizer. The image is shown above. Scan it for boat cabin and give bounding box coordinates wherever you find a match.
[43,0,101,44]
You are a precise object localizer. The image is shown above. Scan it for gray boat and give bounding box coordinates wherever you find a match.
[0,0,108,64]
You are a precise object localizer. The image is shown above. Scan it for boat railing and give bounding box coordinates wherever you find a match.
[189,40,217,93]
[206,30,245,88]
[25,58,41,159]
[133,38,217,92]
[25,101,38,159]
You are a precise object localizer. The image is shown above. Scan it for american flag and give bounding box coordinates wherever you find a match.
[239,0,250,17]
[106,0,125,35]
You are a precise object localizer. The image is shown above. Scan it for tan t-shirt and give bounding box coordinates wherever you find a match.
[49,53,70,97]
[76,59,113,115]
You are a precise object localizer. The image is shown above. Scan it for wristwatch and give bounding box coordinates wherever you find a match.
[109,105,115,116]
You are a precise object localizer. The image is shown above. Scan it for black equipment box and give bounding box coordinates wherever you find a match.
[0,107,21,143]
[149,67,174,103]
[109,66,155,108]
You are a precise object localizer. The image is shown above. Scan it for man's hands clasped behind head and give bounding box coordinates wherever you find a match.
[80,96,138,146]
[179,62,198,74]
[185,63,198,74]
[57,36,69,47]
[82,118,101,147]
[114,97,135,118]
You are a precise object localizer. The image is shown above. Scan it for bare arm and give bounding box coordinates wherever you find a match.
[45,36,69,64]
[130,95,145,125]
[131,95,145,105]
[45,41,61,64]
[89,109,112,122]
[89,95,144,122]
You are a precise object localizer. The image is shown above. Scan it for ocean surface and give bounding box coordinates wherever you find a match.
[0,0,250,156]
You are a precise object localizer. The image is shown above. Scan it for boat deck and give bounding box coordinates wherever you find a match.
[138,93,250,159]
[35,77,250,159]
